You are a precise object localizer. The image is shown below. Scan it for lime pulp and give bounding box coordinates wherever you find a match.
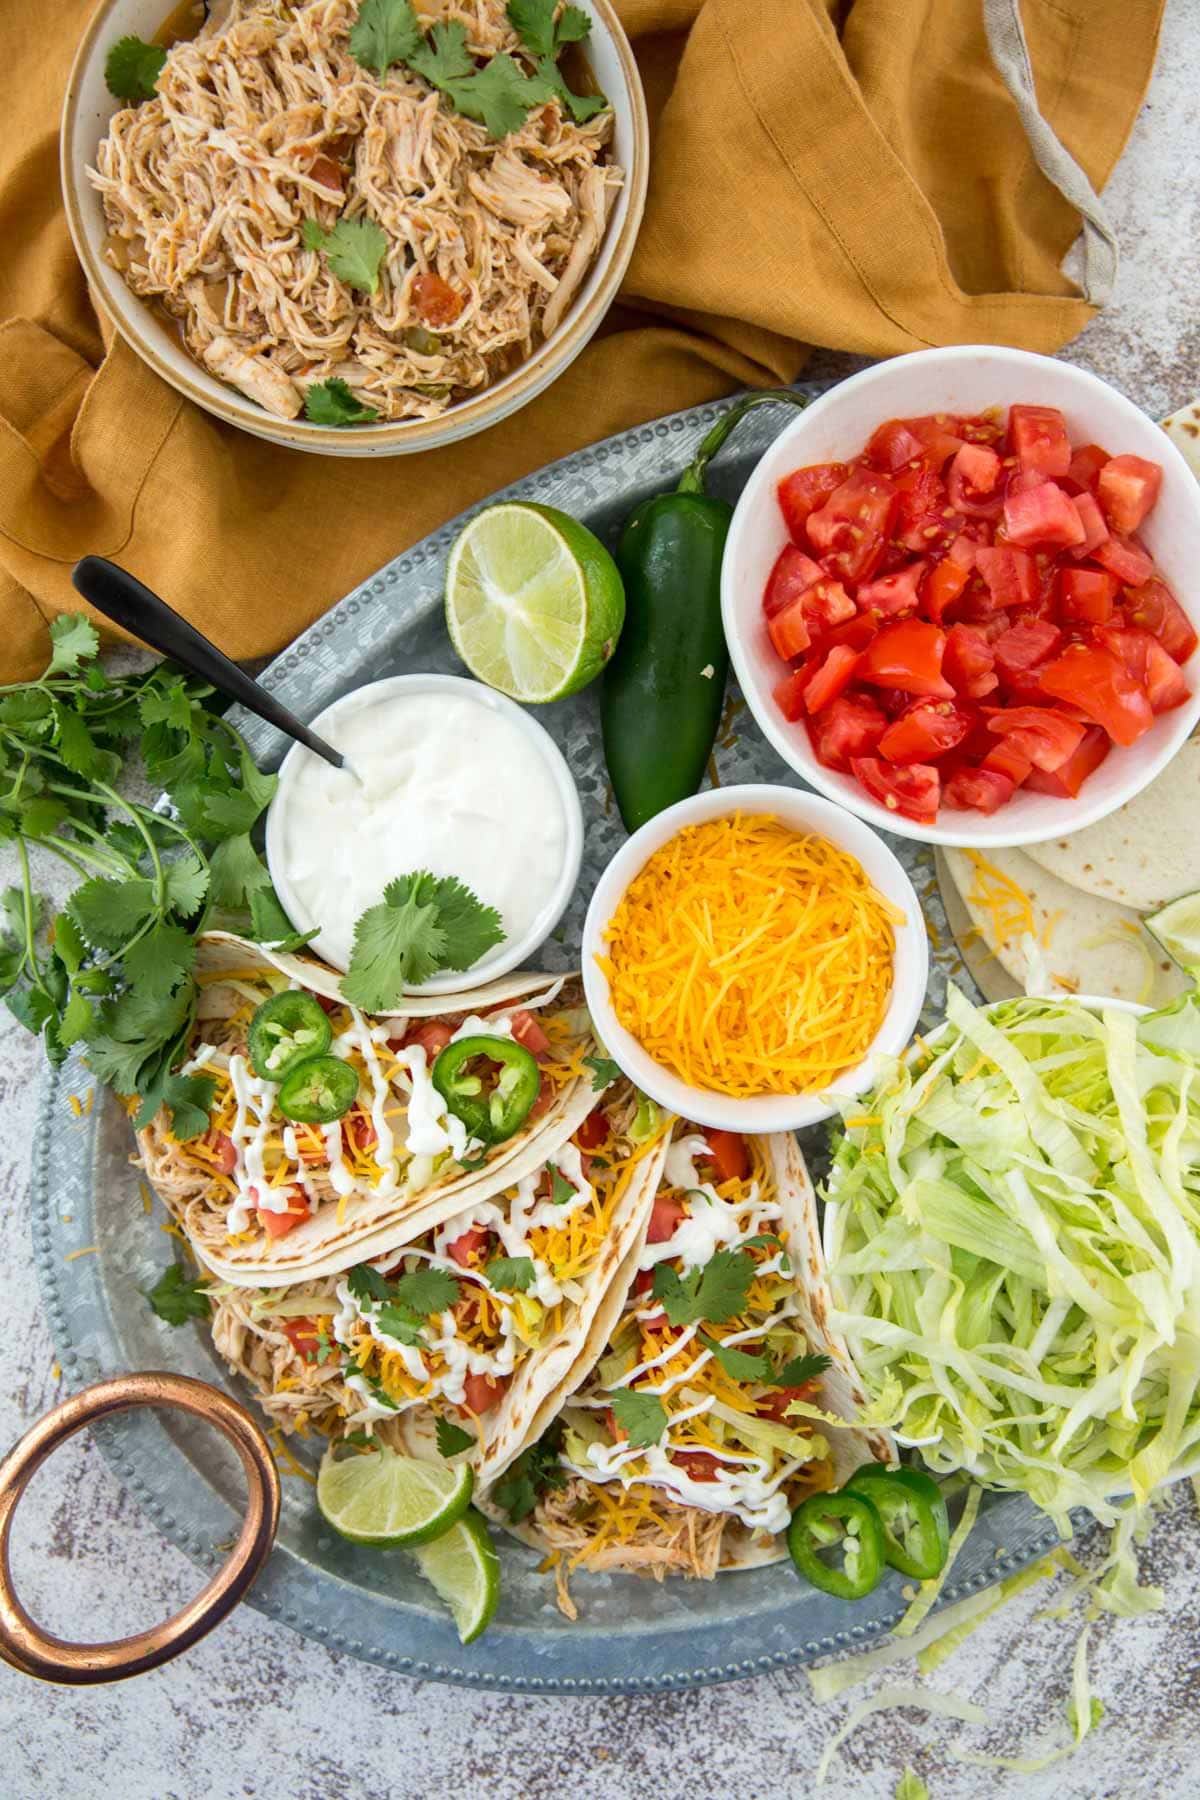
[316,1444,474,1548]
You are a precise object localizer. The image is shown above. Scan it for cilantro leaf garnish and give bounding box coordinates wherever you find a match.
[303,217,389,294]
[341,870,503,1011]
[104,35,167,104]
[144,1263,210,1325]
[347,1262,392,1305]
[507,0,606,123]
[361,1372,400,1410]
[701,1334,770,1383]
[548,1164,575,1206]
[492,1420,565,1522]
[582,1054,620,1093]
[304,379,380,428]
[314,1328,335,1366]
[436,1416,476,1458]
[609,1388,667,1449]
[408,18,476,87]
[390,1266,460,1314]
[651,1249,756,1327]
[775,1351,832,1389]
[375,1302,425,1345]
[348,0,423,74]
[485,1255,535,1292]
[441,51,554,139]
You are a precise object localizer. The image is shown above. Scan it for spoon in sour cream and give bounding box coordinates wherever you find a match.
[70,556,354,776]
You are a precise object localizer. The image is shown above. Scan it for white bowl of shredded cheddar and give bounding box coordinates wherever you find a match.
[582,785,928,1132]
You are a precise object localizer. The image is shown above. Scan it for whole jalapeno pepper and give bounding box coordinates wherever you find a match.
[600,389,809,831]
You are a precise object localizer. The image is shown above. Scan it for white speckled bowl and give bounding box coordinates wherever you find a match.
[61,0,648,456]
[721,346,1200,847]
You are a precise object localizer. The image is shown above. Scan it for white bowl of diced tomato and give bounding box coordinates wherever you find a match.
[721,346,1200,845]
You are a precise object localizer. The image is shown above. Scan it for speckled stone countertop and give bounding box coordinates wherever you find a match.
[4,9,1200,1795]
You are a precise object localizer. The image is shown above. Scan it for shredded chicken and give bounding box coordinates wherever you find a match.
[531,1476,730,1582]
[89,0,622,422]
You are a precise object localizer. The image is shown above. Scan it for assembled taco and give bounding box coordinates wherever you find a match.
[479,1128,890,1591]
[205,1081,673,1478]
[139,934,600,1285]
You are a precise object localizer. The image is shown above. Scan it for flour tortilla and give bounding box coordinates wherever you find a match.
[943,845,1186,1007]
[480,1132,893,1574]
[1162,401,1200,485]
[1023,740,1200,912]
[140,933,597,1287]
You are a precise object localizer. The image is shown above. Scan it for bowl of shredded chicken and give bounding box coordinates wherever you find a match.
[63,0,647,454]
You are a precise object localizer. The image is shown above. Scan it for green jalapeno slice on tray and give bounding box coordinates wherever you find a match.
[845,1464,950,1580]
[431,1035,540,1144]
[787,1490,887,1600]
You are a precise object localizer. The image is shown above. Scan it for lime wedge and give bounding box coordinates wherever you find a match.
[411,1507,501,1643]
[1146,889,1200,974]
[317,1445,473,1548]
[445,501,625,703]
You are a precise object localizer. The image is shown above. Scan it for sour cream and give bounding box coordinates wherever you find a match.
[266,676,581,984]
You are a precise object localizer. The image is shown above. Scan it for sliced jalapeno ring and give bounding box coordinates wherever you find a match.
[845,1465,950,1579]
[431,1035,540,1145]
[277,1055,359,1124]
[248,990,332,1081]
[787,1490,886,1600]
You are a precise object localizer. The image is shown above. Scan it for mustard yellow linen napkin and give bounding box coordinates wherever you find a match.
[0,0,1163,679]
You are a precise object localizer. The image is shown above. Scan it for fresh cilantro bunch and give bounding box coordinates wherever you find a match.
[346,1258,461,1346]
[341,870,503,1011]
[0,614,305,1136]
[348,0,607,138]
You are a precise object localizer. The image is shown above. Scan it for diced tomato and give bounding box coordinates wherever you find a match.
[981,738,1033,787]
[767,595,812,661]
[1099,627,1189,714]
[577,1108,608,1150]
[703,1130,748,1182]
[803,643,860,713]
[1125,579,1198,663]
[943,623,996,699]
[903,413,967,468]
[1065,443,1111,494]
[857,620,954,699]
[773,669,810,722]
[975,545,1038,610]
[411,272,464,325]
[647,1193,688,1244]
[282,1317,325,1361]
[985,706,1086,772]
[924,536,976,622]
[856,562,926,617]
[879,700,971,764]
[257,1195,306,1238]
[756,1384,820,1423]
[806,468,898,582]
[308,154,345,193]
[809,693,888,770]
[1038,644,1155,745]
[1067,491,1109,560]
[400,1019,456,1059]
[1008,404,1071,478]
[1097,454,1163,535]
[672,1451,723,1483]
[866,419,927,471]
[1025,724,1110,797]
[947,443,1003,517]
[803,579,857,635]
[1093,533,1154,587]
[892,467,956,554]
[458,1373,508,1417]
[527,1080,554,1122]
[763,544,823,618]
[850,756,940,823]
[1002,480,1085,551]
[820,614,878,654]
[943,766,1015,813]
[205,1131,237,1174]
[1058,566,1117,625]
[993,617,1062,699]
[446,1224,490,1268]
[346,1111,377,1156]
[777,463,847,542]
[509,1010,550,1057]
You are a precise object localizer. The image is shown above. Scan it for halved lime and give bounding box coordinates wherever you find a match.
[412,1506,501,1643]
[316,1445,473,1548]
[1146,889,1200,973]
[445,501,625,703]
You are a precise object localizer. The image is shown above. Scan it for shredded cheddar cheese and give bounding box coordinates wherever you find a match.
[600,814,899,1099]
[962,849,1039,951]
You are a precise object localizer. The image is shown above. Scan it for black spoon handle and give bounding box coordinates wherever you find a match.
[70,556,345,771]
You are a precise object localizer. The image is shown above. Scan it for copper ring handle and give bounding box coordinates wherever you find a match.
[0,1372,280,1684]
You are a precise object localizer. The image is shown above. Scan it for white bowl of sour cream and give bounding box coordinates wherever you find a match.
[266,674,583,993]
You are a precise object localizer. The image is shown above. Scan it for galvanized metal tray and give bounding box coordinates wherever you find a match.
[32,383,1061,1692]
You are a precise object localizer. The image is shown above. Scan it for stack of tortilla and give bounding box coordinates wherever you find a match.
[937,740,1200,1005]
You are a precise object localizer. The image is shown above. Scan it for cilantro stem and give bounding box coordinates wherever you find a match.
[14,838,51,1000]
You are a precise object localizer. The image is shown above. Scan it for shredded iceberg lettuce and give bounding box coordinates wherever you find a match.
[825,987,1200,1533]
